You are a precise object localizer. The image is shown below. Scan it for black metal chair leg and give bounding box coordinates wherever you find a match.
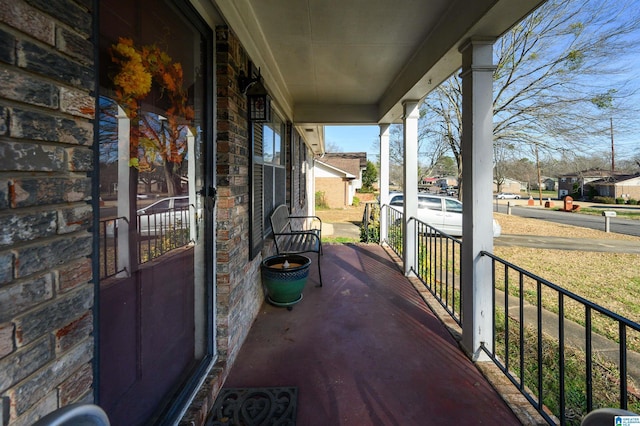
[317,253,323,287]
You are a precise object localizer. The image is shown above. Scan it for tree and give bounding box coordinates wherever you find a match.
[376,123,450,187]
[108,37,195,196]
[421,0,640,189]
[362,160,378,191]
[324,140,343,153]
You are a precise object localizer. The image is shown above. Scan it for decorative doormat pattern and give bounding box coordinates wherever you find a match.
[207,387,298,426]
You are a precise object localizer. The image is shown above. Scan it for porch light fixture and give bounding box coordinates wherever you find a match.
[239,67,271,122]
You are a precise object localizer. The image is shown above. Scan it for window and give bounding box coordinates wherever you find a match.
[250,114,287,258]
[420,196,442,211]
[445,199,463,213]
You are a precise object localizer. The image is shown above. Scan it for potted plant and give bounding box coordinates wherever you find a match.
[261,254,311,307]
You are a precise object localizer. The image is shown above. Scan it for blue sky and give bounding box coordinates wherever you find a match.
[324,125,380,160]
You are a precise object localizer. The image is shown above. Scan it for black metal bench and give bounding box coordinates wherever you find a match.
[269,204,323,286]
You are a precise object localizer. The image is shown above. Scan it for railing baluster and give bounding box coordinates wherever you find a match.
[519,271,525,391]
[586,306,593,413]
[503,262,509,373]
[620,322,628,409]
[445,237,449,307]
[537,280,543,410]
[558,293,566,426]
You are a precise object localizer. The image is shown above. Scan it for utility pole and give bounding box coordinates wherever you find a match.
[535,145,542,205]
[610,117,615,172]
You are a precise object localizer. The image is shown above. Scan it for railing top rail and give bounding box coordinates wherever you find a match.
[99,215,129,223]
[481,250,640,331]
[408,216,461,241]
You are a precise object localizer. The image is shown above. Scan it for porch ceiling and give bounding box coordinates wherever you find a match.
[212,0,545,153]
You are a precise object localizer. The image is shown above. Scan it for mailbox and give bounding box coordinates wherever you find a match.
[563,196,573,211]
[602,210,616,232]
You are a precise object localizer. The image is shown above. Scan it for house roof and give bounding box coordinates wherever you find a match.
[589,173,640,185]
[321,152,367,177]
[559,169,616,178]
[315,160,356,179]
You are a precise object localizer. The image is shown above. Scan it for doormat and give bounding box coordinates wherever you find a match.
[207,387,298,426]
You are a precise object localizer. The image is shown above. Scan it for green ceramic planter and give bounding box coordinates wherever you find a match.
[262,254,311,307]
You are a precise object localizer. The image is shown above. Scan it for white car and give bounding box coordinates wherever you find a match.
[388,193,500,237]
[496,192,521,199]
[137,196,191,236]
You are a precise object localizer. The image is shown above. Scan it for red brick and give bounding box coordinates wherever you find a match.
[0,0,55,45]
[59,87,94,119]
[0,322,14,357]
[54,312,92,354]
[57,258,91,293]
[58,362,92,405]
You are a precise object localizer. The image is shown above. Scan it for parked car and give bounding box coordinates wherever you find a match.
[137,195,191,236]
[496,192,521,199]
[387,193,500,237]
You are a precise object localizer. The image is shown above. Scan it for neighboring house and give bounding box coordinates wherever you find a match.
[314,160,356,208]
[321,152,367,189]
[315,152,367,208]
[493,178,524,194]
[528,177,557,191]
[586,174,640,200]
[420,176,438,186]
[558,169,617,198]
[435,176,458,188]
[542,177,558,191]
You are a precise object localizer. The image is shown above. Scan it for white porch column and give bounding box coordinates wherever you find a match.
[402,101,420,276]
[379,124,390,243]
[459,38,496,360]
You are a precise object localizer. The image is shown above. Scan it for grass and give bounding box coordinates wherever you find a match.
[323,236,359,244]
[565,207,640,220]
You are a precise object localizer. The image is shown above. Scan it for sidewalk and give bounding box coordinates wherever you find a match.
[495,234,640,253]
[322,222,361,240]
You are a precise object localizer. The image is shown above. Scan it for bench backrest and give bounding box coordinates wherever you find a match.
[270,204,291,234]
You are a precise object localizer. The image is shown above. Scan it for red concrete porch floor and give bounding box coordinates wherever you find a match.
[222,244,524,425]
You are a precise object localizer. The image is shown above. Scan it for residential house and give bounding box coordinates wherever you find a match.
[435,176,458,189]
[558,169,620,199]
[587,174,640,200]
[542,177,558,191]
[420,176,438,186]
[314,160,356,208]
[315,152,367,208]
[0,0,546,425]
[493,178,524,194]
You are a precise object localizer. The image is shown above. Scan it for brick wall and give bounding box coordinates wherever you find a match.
[214,26,264,367]
[316,177,348,208]
[0,0,95,424]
